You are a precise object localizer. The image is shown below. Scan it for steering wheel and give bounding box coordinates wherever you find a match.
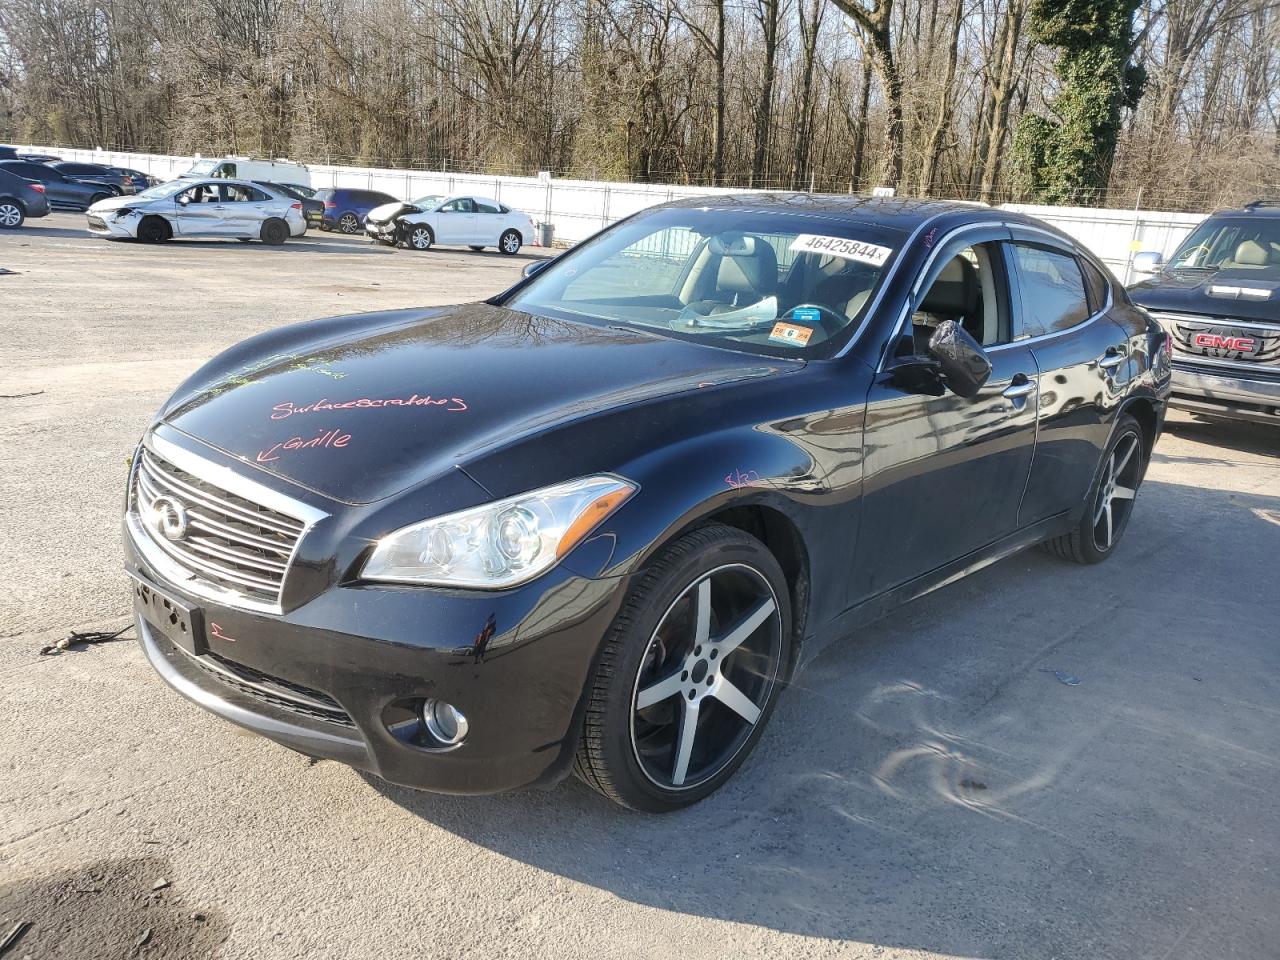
[784,303,846,338]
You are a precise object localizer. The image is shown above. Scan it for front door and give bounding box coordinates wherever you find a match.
[434,197,476,244]
[173,182,227,236]
[853,233,1040,601]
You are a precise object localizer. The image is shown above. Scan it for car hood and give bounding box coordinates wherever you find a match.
[1129,268,1280,323]
[366,201,416,223]
[88,194,141,213]
[162,302,797,504]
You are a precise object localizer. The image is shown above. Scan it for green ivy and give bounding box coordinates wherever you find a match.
[1013,0,1146,204]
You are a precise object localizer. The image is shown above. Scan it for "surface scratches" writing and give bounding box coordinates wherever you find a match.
[270,394,467,419]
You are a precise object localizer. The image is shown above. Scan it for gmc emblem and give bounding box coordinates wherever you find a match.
[1193,333,1256,351]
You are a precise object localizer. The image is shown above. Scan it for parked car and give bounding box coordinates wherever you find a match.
[123,196,1169,811]
[17,152,61,163]
[0,160,113,210]
[0,146,19,160]
[181,156,310,189]
[0,167,51,228]
[108,167,155,193]
[49,161,135,195]
[1129,199,1280,426]
[256,180,322,227]
[314,187,398,233]
[365,194,536,254]
[86,178,306,244]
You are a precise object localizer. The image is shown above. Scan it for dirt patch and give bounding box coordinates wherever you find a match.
[0,856,225,959]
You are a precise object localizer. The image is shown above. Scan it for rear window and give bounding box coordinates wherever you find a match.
[360,191,395,205]
[313,189,335,203]
[476,200,501,214]
[58,164,104,175]
[1079,258,1110,313]
[1012,244,1090,337]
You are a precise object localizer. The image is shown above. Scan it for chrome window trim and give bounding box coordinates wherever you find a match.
[127,432,327,615]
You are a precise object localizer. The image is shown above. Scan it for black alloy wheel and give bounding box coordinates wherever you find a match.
[137,216,170,243]
[1042,413,1146,564]
[576,524,792,811]
[260,218,289,245]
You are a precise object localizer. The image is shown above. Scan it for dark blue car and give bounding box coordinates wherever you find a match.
[314,187,398,233]
[108,167,153,193]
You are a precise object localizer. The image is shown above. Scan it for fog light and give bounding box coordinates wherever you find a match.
[421,698,468,745]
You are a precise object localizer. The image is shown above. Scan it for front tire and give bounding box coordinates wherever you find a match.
[337,212,360,234]
[575,524,792,812]
[137,216,171,243]
[260,218,289,245]
[1041,413,1146,564]
[88,193,110,208]
[0,199,25,229]
[407,224,434,251]
[499,229,522,255]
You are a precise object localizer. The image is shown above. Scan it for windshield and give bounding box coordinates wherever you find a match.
[1168,216,1280,276]
[412,195,443,209]
[136,180,189,200]
[186,160,216,176]
[505,207,903,357]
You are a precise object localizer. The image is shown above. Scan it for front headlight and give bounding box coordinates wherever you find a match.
[361,475,636,588]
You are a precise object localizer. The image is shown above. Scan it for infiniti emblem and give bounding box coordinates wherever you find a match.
[150,496,190,541]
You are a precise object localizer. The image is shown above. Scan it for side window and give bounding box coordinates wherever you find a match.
[475,200,501,214]
[440,198,472,213]
[223,184,266,202]
[1010,244,1089,338]
[1079,258,1110,314]
[217,163,237,179]
[909,243,1008,349]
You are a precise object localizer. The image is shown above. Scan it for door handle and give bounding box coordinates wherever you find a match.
[1002,380,1037,399]
[1098,349,1126,371]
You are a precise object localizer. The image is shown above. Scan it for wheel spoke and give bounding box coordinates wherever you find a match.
[716,597,776,657]
[694,578,711,646]
[1112,484,1136,501]
[1103,501,1113,548]
[1094,495,1108,525]
[636,669,685,710]
[1115,437,1137,476]
[713,676,762,725]
[671,699,700,786]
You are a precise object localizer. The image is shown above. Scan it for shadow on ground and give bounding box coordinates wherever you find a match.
[369,481,1280,958]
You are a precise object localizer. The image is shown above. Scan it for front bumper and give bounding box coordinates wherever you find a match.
[1169,361,1280,425]
[365,219,397,241]
[86,213,136,238]
[124,502,629,795]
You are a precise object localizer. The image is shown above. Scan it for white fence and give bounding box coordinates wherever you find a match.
[24,145,1206,281]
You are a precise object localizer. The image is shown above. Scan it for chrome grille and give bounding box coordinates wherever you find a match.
[1153,312,1280,369]
[132,445,306,607]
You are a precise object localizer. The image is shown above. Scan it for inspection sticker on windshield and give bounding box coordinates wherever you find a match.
[789,234,893,266]
[768,322,813,347]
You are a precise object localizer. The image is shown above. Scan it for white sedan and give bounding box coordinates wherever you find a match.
[364,195,536,254]
[86,178,308,244]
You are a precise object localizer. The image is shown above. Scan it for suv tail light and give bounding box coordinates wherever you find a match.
[290,202,302,210]
[324,200,337,208]
[29,183,45,193]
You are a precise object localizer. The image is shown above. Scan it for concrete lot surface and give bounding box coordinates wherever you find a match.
[1,213,1278,960]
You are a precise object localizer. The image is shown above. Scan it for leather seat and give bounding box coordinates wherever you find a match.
[916,256,983,341]
[709,234,777,306]
[1233,240,1271,269]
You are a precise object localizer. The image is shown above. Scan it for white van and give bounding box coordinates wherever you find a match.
[180,156,311,188]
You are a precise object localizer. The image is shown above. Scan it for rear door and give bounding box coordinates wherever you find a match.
[1005,231,1130,523]
[473,198,506,246]
[854,227,1041,599]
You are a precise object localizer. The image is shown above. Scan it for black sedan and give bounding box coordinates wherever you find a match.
[255,181,323,226]
[49,161,134,195]
[0,160,113,211]
[123,196,1170,811]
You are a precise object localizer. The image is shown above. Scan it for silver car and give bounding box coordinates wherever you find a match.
[86,178,307,244]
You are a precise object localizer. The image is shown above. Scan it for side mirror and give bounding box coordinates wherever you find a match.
[522,259,552,279]
[926,320,992,399]
[1132,251,1163,275]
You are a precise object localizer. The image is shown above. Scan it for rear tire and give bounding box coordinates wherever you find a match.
[1041,413,1146,564]
[137,216,171,243]
[574,524,792,811]
[468,244,485,251]
[499,229,521,255]
[0,199,25,229]
[260,218,289,245]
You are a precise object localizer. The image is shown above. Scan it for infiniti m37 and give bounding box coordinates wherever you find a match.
[123,196,1170,811]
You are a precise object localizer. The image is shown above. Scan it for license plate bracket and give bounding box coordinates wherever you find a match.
[129,573,206,656]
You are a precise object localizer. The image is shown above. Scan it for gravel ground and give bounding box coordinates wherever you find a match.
[1,213,1278,960]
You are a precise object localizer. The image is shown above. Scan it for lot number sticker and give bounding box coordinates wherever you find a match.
[789,234,893,267]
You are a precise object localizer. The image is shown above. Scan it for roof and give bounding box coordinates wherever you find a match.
[654,192,1012,230]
